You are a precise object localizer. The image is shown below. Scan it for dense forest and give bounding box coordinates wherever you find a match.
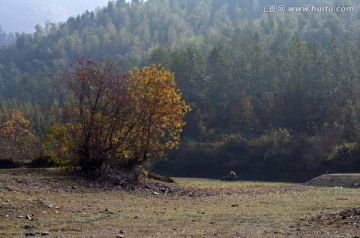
[0,0,360,181]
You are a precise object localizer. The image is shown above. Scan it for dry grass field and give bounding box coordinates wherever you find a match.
[1,169,360,238]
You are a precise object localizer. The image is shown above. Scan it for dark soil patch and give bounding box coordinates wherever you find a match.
[0,168,214,197]
[293,206,360,236]
[306,174,360,188]
[0,168,306,198]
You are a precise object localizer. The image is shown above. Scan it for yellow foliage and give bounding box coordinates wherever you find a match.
[42,123,80,165]
[0,109,33,144]
[124,64,191,163]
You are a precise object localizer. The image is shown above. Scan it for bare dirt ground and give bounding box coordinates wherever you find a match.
[0,168,360,238]
[306,173,360,188]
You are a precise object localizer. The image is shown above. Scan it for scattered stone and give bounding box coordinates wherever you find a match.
[40,232,50,236]
[155,183,175,194]
[148,172,174,183]
[231,204,239,207]
[26,214,33,220]
[24,225,34,229]
[24,232,36,236]
[71,186,78,189]
[221,171,238,181]
[153,192,159,195]
[104,208,114,214]
[40,198,50,206]
[17,215,24,218]
[341,210,352,219]
[116,235,124,238]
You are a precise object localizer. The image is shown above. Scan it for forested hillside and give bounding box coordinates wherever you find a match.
[0,0,360,181]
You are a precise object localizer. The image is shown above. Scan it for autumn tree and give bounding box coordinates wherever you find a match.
[53,59,134,173]
[0,109,35,160]
[49,59,189,174]
[123,65,191,168]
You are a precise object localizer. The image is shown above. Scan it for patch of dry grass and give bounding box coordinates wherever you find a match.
[0,170,360,237]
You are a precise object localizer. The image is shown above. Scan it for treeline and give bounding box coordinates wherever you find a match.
[0,0,360,180]
[0,25,15,48]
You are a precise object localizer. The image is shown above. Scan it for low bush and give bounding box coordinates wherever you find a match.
[0,158,22,168]
[29,156,57,168]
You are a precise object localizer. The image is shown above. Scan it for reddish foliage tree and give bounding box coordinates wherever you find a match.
[50,59,190,174]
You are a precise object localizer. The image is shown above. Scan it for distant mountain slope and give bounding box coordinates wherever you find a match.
[0,0,358,99]
[1,0,359,67]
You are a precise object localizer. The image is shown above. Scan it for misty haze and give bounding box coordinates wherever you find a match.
[0,1,360,237]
